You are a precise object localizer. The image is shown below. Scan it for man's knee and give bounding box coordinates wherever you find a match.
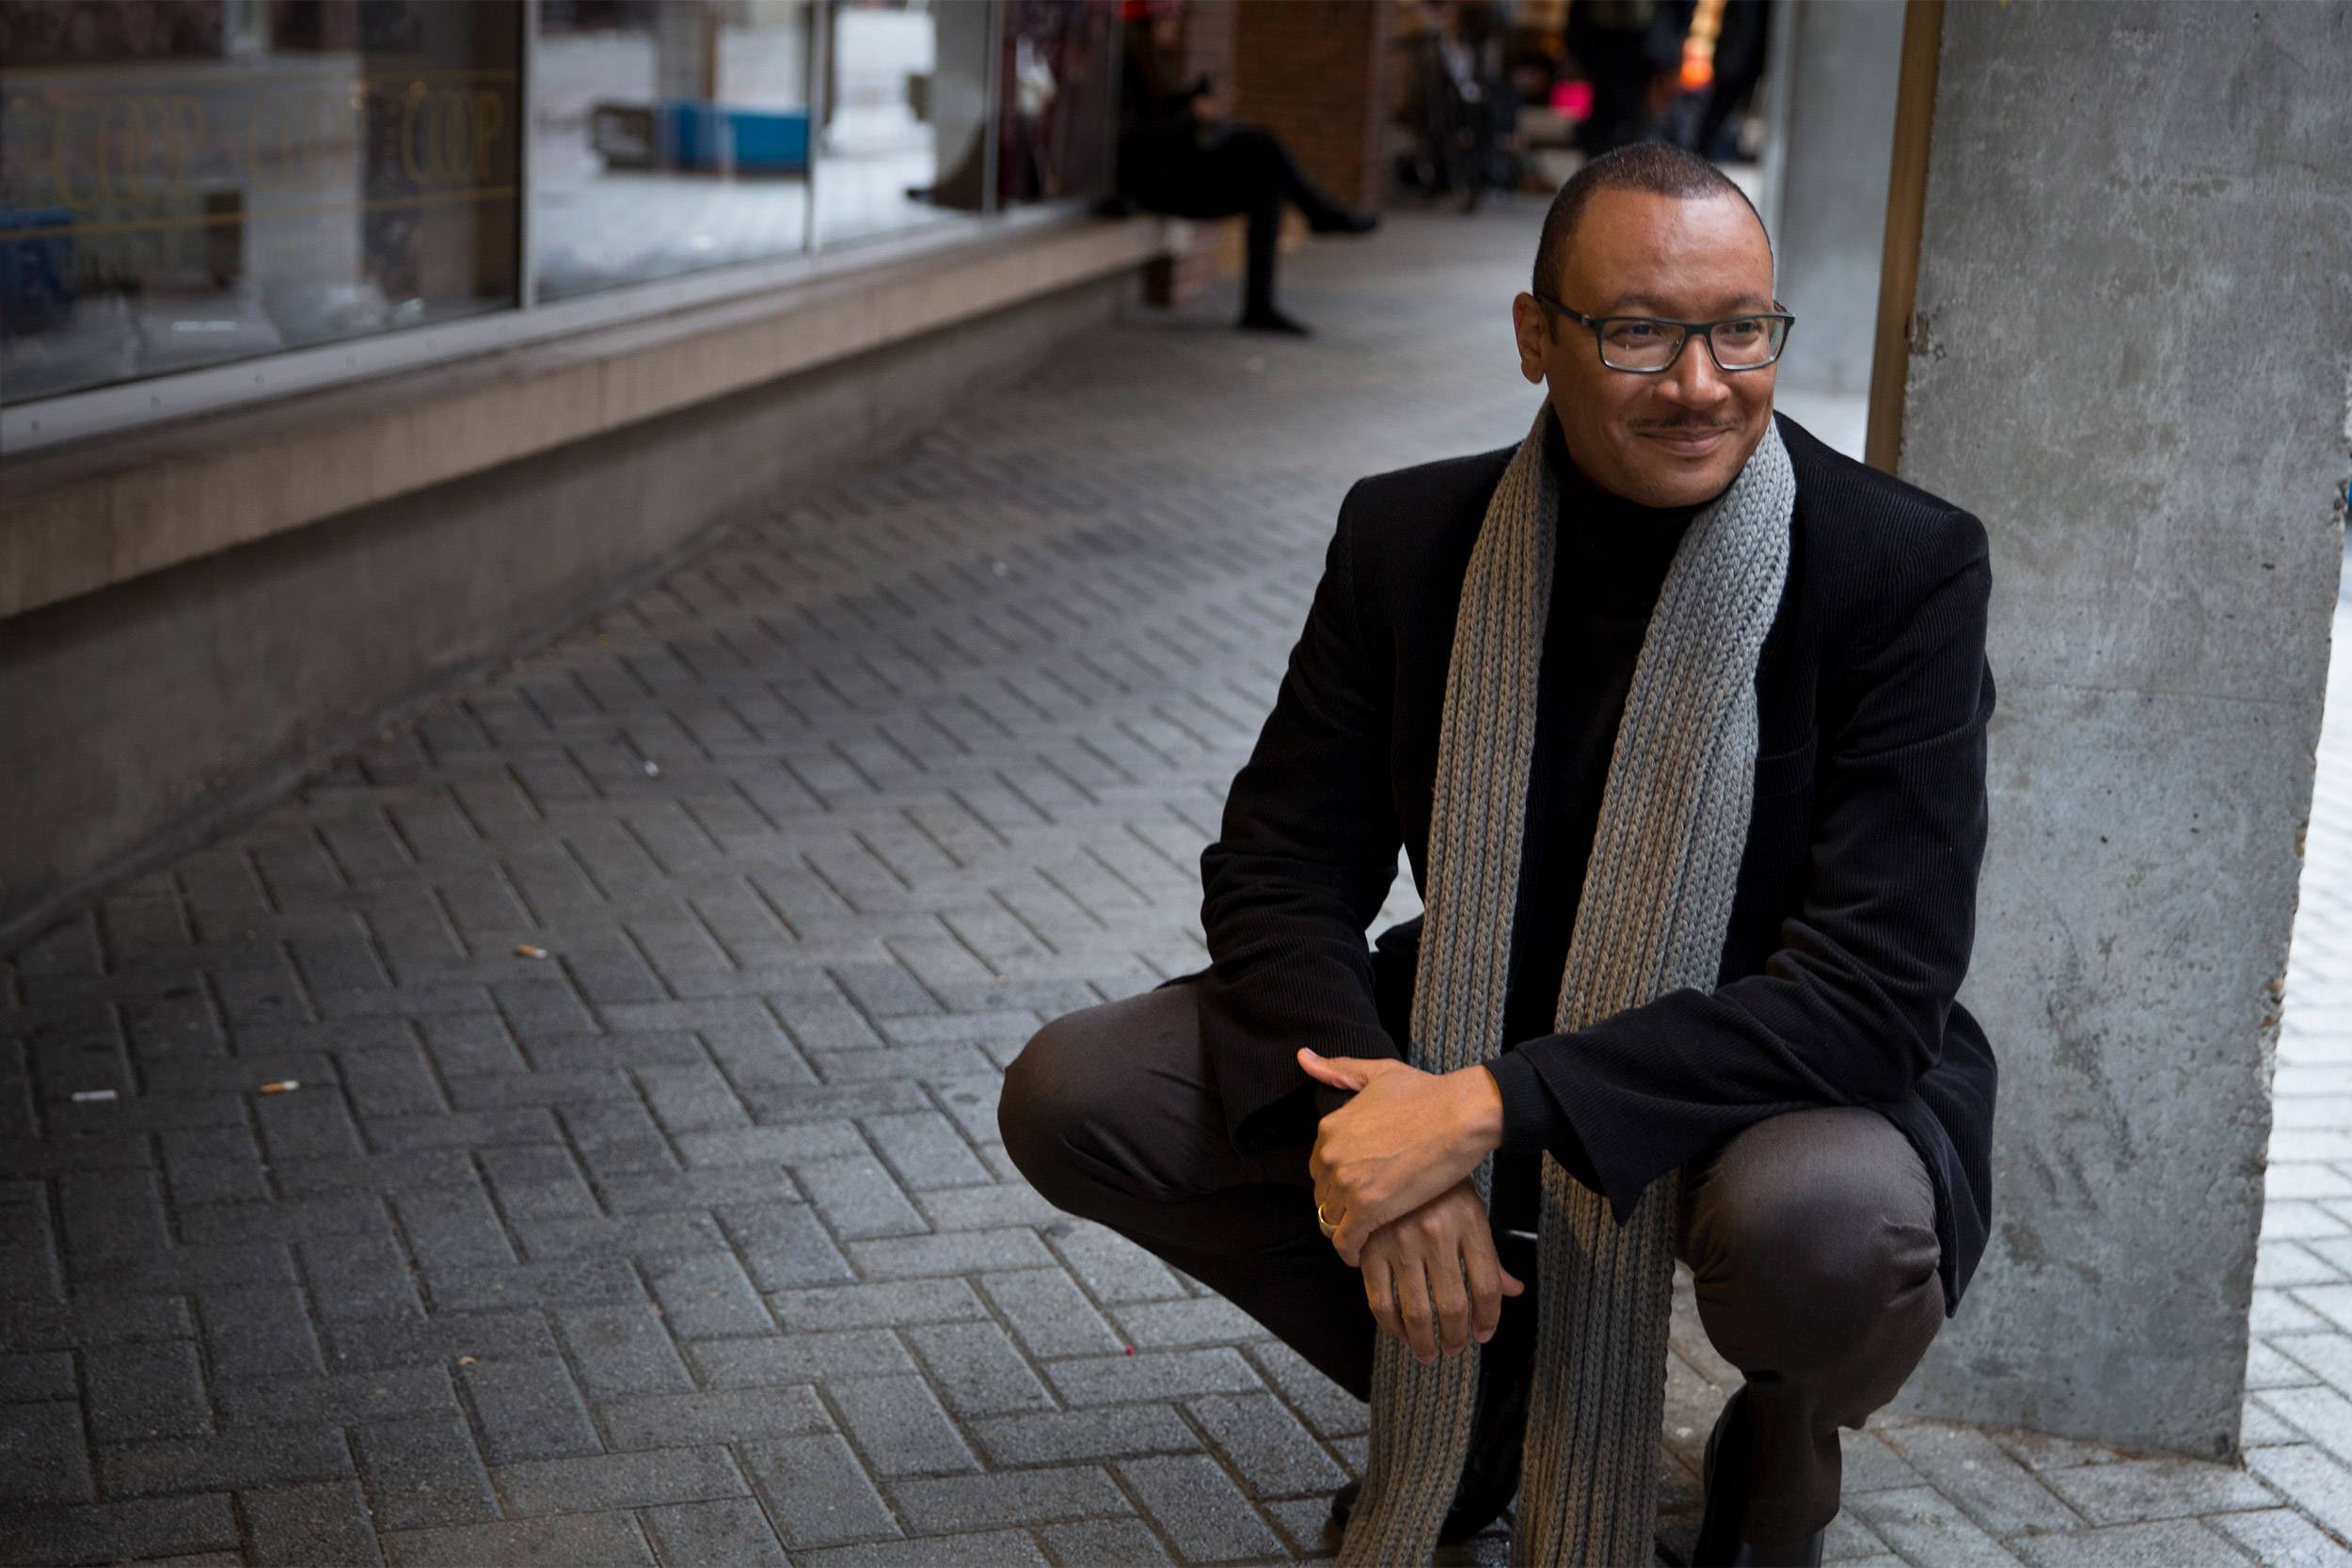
[1000,982,1208,1217]
[998,1007,1106,1207]
[1685,1109,1941,1374]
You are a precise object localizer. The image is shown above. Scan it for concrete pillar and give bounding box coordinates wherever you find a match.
[1763,0,1905,400]
[1886,0,2352,1455]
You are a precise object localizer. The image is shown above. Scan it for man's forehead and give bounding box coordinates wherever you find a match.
[1558,188,1773,303]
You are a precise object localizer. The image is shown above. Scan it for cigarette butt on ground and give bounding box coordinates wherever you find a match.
[455,1355,477,1366]
[258,1080,300,1095]
[516,944,548,958]
[643,760,660,776]
[71,1089,119,1103]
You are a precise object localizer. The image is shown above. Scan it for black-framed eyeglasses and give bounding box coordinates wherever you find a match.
[1533,293,1794,373]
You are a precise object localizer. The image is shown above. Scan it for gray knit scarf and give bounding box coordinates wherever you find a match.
[1338,410,1793,1566]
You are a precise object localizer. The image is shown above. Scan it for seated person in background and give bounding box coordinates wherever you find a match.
[1003,144,1995,1567]
[1118,1,1379,336]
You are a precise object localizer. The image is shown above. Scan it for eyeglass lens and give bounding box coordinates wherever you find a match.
[1597,316,1787,371]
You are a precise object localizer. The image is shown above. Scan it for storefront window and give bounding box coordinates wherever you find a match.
[2,1,1114,429]
[1,0,522,406]
[814,0,975,247]
[534,0,982,303]
[534,0,809,300]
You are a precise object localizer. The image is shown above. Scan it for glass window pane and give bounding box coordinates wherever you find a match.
[1,0,522,407]
[534,0,820,301]
[812,0,977,248]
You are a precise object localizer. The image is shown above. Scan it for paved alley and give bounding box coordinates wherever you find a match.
[3,208,2349,1567]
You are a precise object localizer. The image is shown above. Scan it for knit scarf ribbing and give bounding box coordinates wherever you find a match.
[1338,410,1794,1567]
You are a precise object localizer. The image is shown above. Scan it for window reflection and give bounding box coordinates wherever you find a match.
[0,0,522,406]
[0,0,1122,419]
[533,0,816,300]
[993,0,1113,206]
[920,0,1115,216]
[815,0,964,247]
[534,0,985,301]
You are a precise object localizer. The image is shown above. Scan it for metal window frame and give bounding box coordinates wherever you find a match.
[2,0,1012,459]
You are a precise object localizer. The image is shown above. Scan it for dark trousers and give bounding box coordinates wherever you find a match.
[999,981,1944,1544]
[1135,126,1351,318]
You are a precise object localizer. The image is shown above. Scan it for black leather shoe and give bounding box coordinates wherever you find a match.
[1325,1477,1359,1539]
[1693,1386,1825,1568]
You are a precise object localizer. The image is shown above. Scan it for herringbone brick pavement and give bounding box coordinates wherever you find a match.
[1,209,2342,1567]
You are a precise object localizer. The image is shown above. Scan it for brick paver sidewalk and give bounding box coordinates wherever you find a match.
[3,209,2346,1567]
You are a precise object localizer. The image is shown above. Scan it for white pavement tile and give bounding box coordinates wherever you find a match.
[2275,1333,2352,1397]
[2249,1402,2313,1448]
[2263,1387,2352,1465]
[2268,1165,2352,1201]
[2294,1286,2352,1335]
[2036,1456,2278,1525]
[2008,1518,2266,1568]
[2277,1101,2352,1133]
[2257,1291,2336,1335]
[1845,1486,2026,1567]
[1880,1425,2084,1536]
[2268,1203,2352,1242]
[1823,1511,1891,1561]
[2247,1444,2352,1541]
[2258,1243,2347,1290]
[2210,1507,2352,1568]
[2254,1340,2328,1390]
[1987,1429,2128,1475]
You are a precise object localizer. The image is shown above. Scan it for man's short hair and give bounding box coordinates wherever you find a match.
[1532,143,1767,300]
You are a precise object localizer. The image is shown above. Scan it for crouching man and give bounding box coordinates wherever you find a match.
[1001,144,1995,1568]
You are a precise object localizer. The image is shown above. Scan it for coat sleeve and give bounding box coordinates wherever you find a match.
[1511,507,1994,1215]
[1197,487,1408,1153]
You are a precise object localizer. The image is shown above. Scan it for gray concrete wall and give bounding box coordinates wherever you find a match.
[1894,0,2352,1455]
[1769,0,1905,397]
[0,274,1127,953]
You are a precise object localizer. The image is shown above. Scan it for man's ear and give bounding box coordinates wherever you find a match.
[1510,294,1549,387]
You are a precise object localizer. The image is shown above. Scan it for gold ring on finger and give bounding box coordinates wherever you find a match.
[1316,1202,1342,1239]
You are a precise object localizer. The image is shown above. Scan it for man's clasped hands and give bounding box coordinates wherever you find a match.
[1298,1048,1519,1369]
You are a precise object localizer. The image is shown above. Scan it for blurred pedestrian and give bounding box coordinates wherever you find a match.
[1116,2,1380,335]
[1683,0,1771,161]
[1568,0,1675,154]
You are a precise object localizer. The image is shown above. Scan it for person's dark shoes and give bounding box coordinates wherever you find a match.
[1326,1477,1359,1539]
[1309,207,1381,235]
[1694,1386,1826,1568]
[1239,307,1311,336]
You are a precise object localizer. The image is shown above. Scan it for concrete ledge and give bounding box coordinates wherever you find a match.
[1,214,1172,622]
[0,260,1138,949]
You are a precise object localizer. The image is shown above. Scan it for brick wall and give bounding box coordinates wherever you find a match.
[1232,0,1393,213]
[1184,0,1238,95]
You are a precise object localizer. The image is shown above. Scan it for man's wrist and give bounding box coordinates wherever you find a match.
[1454,1065,1507,1158]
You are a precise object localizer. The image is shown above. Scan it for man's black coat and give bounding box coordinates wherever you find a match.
[1198,413,1996,1310]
